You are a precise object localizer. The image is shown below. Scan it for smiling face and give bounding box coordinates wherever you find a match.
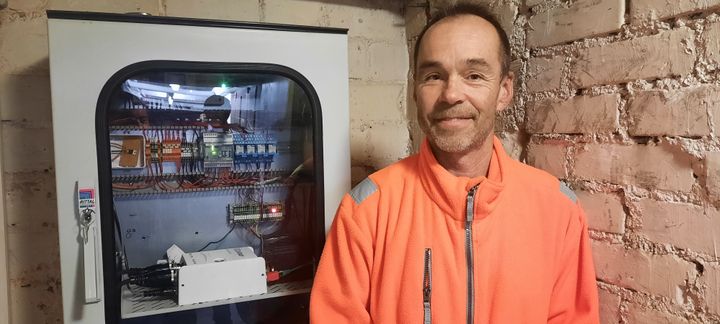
[414,14,514,154]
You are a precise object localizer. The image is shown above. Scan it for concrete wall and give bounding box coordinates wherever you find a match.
[0,0,408,322]
[409,0,720,322]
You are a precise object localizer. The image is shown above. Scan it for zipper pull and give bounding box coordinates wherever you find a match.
[466,185,479,222]
[423,248,432,303]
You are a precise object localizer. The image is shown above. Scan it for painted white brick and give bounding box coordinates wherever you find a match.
[164,0,260,20]
[350,81,406,122]
[3,171,57,235]
[0,18,49,76]
[368,41,410,82]
[0,74,52,128]
[265,0,406,43]
[325,2,405,42]
[348,39,410,83]
[4,0,43,11]
[350,120,409,170]
[1,126,55,173]
[47,0,160,13]
[262,0,327,26]
[7,231,62,324]
[348,37,371,81]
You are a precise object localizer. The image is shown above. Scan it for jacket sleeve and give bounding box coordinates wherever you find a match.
[547,202,600,324]
[310,195,374,324]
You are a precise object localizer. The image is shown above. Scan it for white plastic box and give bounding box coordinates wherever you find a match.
[177,247,267,305]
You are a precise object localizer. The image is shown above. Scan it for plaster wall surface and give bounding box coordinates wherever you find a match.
[0,0,408,322]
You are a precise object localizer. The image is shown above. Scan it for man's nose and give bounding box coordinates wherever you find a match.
[440,76,465,105]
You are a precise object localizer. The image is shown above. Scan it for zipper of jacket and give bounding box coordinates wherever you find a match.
[466,185,478,324]
[423,248,432,324]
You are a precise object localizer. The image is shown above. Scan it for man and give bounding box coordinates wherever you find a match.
[310,3,600,324]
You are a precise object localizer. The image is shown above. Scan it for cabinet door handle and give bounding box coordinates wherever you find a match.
[77,181,102,304]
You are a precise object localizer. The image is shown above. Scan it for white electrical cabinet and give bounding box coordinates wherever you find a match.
[47,11,349,324]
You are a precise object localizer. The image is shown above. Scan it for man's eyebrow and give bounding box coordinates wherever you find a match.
[417,60,442,71]
[416,58,491,71]
[465,58,491,69]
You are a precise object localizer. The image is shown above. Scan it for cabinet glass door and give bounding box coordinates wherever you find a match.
[99,63,322,323]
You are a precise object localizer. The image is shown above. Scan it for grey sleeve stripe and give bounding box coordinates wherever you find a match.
[560,182,578,203]
[349,177,378,204]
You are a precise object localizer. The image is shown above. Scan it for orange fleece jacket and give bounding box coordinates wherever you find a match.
[310,137,600,324]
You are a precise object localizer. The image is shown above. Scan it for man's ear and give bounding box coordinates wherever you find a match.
[496,71,514,111]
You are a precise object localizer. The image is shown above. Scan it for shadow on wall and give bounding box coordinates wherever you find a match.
[2,59,63,324]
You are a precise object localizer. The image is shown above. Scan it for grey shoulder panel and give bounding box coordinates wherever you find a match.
[349,177,378,205]
[559,182,578,203]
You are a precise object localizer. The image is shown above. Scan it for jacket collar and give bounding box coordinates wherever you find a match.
[417,136,507,221]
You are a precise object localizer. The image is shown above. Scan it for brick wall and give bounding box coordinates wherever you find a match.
[406,0,720,322]
[0,0,408,322]
[522,0,720,321]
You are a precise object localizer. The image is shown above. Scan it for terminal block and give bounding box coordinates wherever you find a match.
[228,202,284,223]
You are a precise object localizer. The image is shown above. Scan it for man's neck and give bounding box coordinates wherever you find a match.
[430,135,494,178]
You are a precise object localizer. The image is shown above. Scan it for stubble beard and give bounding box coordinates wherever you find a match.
[418,108,495,154]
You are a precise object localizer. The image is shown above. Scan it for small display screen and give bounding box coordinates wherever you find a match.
[79,189,94,200]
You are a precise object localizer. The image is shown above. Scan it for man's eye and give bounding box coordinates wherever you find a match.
[423,74,441,82]
[467,73,485,81]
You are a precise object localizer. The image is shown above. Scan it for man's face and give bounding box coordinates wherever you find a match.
[414,15,513,154]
